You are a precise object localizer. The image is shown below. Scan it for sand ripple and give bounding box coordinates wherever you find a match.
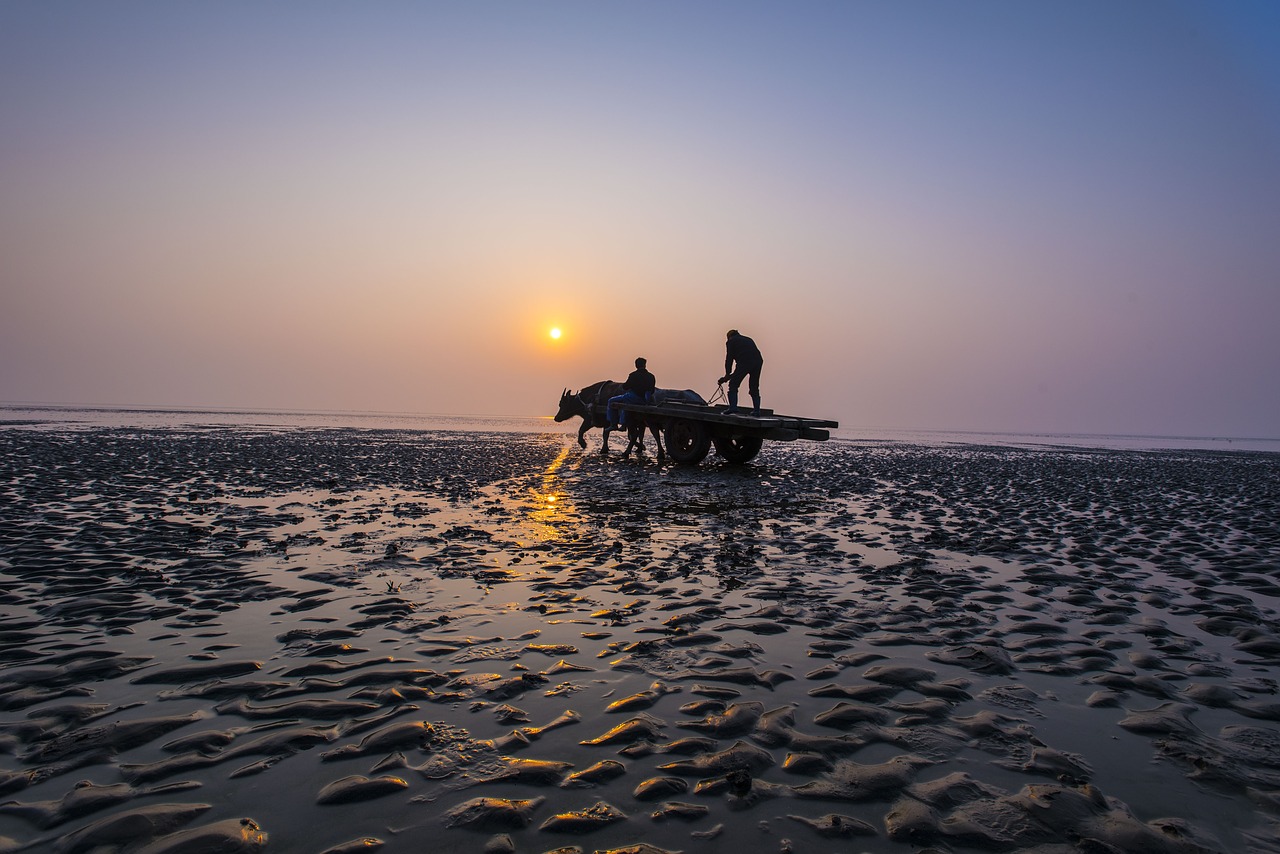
[0,428,1277,851]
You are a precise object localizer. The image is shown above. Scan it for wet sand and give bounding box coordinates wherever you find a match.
[1,425,1278,853]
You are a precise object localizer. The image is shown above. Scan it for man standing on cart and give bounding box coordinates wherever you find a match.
[607,357,656,429]
[719,330,763,416]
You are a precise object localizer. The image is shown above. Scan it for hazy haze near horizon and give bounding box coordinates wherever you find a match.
[2,1,1278,438]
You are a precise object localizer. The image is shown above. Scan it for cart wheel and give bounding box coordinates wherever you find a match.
[713,434,763,463]
[665,419,711,464]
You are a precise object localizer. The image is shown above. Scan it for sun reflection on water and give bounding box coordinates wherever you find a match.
[525,446,572,538]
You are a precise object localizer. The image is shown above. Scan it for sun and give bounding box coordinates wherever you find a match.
[549,327,562,340]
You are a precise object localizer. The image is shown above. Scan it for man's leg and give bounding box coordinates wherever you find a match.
[624,391,644,425]
[611,392,642,427]
[748,366,762,415]
[726,367,747,413]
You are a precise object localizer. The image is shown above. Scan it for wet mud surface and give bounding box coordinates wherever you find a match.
[1,426,1278,853]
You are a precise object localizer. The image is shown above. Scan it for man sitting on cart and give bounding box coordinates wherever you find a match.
[607,357,656,429]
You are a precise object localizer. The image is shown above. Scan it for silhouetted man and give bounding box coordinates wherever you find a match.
[607,357,656,428]
[718,329,762,416]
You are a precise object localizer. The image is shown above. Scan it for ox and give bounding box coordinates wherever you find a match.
[554,381,659,459]
[555,383,705,460]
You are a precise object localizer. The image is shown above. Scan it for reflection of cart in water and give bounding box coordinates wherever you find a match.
[599,400,839,464]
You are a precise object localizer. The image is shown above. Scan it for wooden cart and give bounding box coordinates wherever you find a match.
[601,400,839,464]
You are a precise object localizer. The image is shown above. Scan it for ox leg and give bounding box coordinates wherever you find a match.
[650,424,665,461]
[600,425,612,455]
[577,422,590,449]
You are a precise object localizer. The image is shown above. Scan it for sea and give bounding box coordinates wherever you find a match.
[1,403,1276,453]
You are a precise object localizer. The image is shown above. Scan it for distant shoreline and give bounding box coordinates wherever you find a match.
[1,402,1277,453]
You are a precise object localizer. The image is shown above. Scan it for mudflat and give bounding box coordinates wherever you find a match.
[1,426,1277,853]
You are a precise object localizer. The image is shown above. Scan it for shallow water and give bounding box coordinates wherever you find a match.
[1,422,1278,853]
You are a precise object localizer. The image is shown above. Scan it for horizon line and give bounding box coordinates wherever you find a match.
[2,399,1276,445]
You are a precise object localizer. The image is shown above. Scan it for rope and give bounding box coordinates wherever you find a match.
[706,381,727,406]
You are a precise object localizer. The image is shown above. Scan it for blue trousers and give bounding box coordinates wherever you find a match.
[606,391,647,426]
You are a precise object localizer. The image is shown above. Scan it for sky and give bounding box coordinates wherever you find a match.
[2,1,1278,438]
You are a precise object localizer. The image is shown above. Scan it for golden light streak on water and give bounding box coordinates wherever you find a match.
[524,445,572,540]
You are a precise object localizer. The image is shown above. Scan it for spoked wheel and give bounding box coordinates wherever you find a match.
[664,419,711,464]
[713,433,764,463]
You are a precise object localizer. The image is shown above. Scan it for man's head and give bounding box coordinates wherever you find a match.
[635,357,647,368]
[726,329,739,340]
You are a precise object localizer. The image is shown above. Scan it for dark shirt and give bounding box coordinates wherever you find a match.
[725,334,762,374]
[624,368,656,396]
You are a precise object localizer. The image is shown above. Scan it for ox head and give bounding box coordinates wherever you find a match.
[554,387,581,422]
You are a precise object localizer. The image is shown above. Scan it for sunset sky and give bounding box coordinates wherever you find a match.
[2,1,1278,438]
